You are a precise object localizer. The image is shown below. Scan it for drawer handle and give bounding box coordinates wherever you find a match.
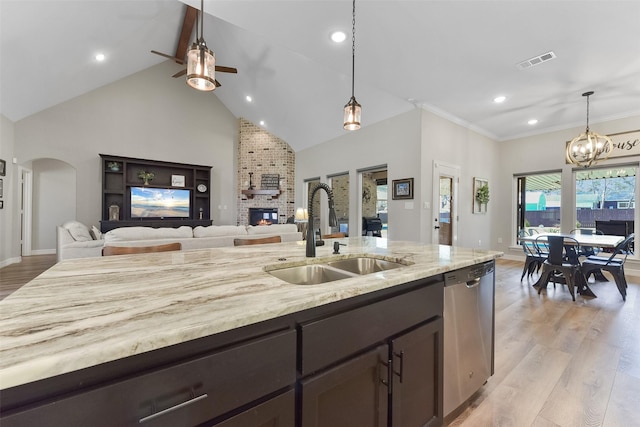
[139,392,208,423]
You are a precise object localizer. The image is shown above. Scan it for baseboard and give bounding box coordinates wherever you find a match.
[0,256,22,269]
[31,249,56,256]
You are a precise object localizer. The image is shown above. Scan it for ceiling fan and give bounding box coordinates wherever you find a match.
[151,3,237,88]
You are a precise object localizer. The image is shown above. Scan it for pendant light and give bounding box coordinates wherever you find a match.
[566,91,613,168]
[343,0,361,131]
[186,0,216,91]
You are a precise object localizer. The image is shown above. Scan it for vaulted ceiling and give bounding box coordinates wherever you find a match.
[2,0,639,152]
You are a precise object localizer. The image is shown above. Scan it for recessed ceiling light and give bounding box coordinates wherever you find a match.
[246,95,252,102]
[493,96,506,103]
[95,53,105,61]
[330,31,346,43]
[259,120,265,126]
[528,119,538,125]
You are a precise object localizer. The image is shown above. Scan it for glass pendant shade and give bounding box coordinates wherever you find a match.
[343,96,361,131]
[186,43,216,91]
[566,130,613,168]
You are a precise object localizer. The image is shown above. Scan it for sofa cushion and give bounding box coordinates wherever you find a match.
[193,225,247,238]
[247,224,298,235]
[104,226,193,242]
[62,221,93,242]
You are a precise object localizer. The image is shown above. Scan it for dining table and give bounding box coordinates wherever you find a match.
[518,232,625,298]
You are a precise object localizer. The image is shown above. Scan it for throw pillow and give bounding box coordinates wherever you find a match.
[90,226,103,240]
[63,221,93,242]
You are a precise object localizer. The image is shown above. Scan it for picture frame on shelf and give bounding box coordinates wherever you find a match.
[392,178,414,200]
[473,177,489,214]
[0,159,5,176]
[171,175,186,187]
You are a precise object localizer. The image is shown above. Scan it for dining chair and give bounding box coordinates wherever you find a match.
[536,235,584,301]
[233,236,282,246]
[581,234,634,301]
[102,242,182,256]
[519,230,545,280]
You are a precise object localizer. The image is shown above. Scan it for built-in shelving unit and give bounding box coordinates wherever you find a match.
[99,154,212,233]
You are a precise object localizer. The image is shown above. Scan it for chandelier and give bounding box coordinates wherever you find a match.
[565,91,613,168]
[186,0,216,91]
[343,0,361,130]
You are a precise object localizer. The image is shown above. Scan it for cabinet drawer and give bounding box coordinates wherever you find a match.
[300,282,443,375]
[3,329,296,427]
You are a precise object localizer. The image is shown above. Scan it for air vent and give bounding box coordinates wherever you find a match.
[516,51,556,70]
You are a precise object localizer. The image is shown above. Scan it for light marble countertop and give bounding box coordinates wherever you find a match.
[0,237,502,390]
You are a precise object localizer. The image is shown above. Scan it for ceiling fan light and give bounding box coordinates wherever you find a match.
[186,43,216,91]
[343,96,361,131]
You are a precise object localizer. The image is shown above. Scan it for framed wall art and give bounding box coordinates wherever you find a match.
[392,178,414,200]
[171,175,186,187]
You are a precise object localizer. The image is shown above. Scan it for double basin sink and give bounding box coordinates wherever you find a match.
[267,256,410,285]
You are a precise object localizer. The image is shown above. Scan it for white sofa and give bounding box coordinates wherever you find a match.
[57,222,302,261]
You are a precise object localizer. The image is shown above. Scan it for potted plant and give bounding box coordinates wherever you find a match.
[107,161,120,171]
[138,170,155,185]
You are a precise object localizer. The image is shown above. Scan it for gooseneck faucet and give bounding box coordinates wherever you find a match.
[306,183,338,257]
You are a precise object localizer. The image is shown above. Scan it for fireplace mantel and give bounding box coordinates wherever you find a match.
[241,189,281,199]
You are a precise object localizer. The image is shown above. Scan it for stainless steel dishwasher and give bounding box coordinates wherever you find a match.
[443,260,495,417]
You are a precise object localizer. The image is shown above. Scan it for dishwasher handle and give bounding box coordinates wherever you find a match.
[466,278,481,288]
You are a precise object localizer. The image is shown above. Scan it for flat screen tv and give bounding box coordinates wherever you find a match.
[130,187,190,218]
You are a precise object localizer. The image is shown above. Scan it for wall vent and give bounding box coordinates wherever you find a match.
[516,51,556,70]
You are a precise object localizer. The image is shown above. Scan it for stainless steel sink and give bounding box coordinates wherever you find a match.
[327,257,406,275]
[268,264,356,285]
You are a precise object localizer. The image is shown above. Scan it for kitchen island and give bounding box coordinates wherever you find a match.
[0,237,502,426]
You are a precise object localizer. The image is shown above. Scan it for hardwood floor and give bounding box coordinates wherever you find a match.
[0,254,56,300]
[1,256,639,426]
[449,259,640,427]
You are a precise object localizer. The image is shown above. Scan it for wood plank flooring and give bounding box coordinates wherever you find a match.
[1,256,639,426]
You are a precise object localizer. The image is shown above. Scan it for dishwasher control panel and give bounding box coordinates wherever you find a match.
[444,261,494,285]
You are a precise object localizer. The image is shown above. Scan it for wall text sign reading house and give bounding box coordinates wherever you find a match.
[566,129,640,164]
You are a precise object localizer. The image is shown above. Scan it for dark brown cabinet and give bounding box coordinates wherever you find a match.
[299,283,444,427]
[99,154,213,232]
[212,390,295,427]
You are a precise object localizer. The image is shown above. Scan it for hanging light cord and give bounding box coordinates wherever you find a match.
[351,0,356,98]
[199,0,204,42]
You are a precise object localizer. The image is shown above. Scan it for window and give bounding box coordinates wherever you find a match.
[516,172,562,238]
[575,166,636,231]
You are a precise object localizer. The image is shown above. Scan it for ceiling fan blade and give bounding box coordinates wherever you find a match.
[151,50,184,65]
[172,69,187,78]
[215,66,238,74]
[175,6,197,60]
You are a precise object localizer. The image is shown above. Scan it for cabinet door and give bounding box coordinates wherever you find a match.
[212,389,295,427]
[301,345,389,427]
[390,318,443,427]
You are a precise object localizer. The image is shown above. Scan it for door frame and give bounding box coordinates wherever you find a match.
[432,161,460,245]
[20,166,33,256]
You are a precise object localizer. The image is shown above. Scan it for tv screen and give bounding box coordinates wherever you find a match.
[130,187,190,218]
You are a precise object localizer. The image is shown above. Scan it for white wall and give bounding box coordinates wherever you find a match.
[296,108,500,246]
[296,109,422,242]
[12,61,239,254]
[0,114,20,266]
[31,159,75,253]
[419,109,500,249]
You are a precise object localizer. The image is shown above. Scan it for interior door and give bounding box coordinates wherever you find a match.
[432,162,460,245]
